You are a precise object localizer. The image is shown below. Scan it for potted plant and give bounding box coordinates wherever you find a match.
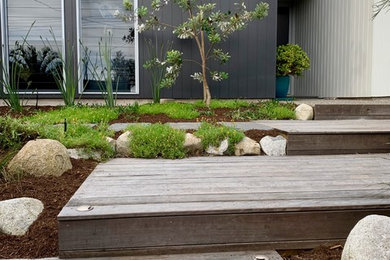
[276,44,310,98]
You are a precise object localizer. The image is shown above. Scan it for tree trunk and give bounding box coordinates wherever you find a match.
[201,59,211,106]
[200,31,211,107]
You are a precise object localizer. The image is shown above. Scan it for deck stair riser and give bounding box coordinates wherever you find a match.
[58,156,390,258]
[256,120,390,155]
[314,104,390,120]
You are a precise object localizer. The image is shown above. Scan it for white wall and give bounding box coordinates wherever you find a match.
[292,0,374,98]
[371,8,390,96]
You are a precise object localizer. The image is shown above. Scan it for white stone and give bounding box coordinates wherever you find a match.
[342,215,390,260]
[116,131,132,157]
[7,139,72,177]
[206,139,228,156]
[234,137,261,156]
[184,133,202,154]
[67,148,102,161]
[0,197,44,236]
[106,137,116,152]
[295,104,314,120]
[260,135,287,156]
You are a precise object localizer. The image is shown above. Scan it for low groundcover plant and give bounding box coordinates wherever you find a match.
[127,123,186,159]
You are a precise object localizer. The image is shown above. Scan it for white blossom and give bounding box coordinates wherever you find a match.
[138,24,146,33]
[166,66,174,73]
[113,10,120,17]
[191,72,203,82]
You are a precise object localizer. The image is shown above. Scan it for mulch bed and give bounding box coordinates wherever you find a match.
[244,129,284,142]
[279,245,343,260]
[0,106,58,118]
[109,108,250,124]
[0,159,98,259]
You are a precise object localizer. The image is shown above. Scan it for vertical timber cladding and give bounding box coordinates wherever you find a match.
[138,0,278,99]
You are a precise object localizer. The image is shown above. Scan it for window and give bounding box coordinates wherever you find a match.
[78,0,138,94]
[2,0,63,93]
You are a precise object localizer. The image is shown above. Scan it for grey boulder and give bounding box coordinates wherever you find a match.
[234,137,261,156]
[260,135,287,156]
[116,131,132,157]
[0,197,44,236]
[342,215,390,260]
[7,139,72,177]
[206,139,229,156]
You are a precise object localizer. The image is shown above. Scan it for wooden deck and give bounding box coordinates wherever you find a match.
[59,155,390,258]
[258,120,390,155]
[314,104,390,120]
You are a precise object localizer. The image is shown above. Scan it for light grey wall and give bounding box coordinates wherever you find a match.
[292,0,373,98]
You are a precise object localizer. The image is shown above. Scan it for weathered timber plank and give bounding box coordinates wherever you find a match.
[314,104,390,120]
[287,133,390,155]
[59,209,390,254]
[67,189,390,207]
[66,250,283,260]
[255,120,390,134]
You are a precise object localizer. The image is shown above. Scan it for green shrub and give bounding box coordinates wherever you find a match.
[276,44,310,77]
[194,122,245,155]
[0,117,39,150]
[128,123,186,159]
[231,100,296,120]
[195,99,251,109]
[24,105,120,125]
[257,100,296,119]
[138,102,199,119]
[38,123,115,159]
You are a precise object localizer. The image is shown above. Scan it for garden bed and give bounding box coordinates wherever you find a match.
[0,100,297,123]
[279,245,343,260]
[0,159,98,259]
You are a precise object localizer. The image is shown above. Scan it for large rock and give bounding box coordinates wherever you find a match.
[295,104,314,120]
[260,135,287,156]
[184,133,202,154]
[7,139,72,177]
[206,139,228,156]
[0,198,44,236]
[234,137,261,156]
[67,148,102,161]
[342,215,390,260]
[116,131,132,157]
[106,137,116,152]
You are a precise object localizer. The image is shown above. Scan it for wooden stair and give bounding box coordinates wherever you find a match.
[58,155,390,258]
[257,120,390,155]
[314,104,390,120]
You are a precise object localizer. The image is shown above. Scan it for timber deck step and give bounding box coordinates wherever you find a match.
[256,120,390,155]
[58,155,390,258]
[314,104,390,120]
[60,250,283,260]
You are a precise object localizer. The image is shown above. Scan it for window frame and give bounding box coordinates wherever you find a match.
[0,0,65,95]
[76,0,139,95]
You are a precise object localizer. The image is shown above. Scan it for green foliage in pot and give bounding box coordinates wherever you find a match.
[276,44,310,77]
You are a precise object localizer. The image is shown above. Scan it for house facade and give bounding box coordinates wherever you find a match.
[0,0,389,100]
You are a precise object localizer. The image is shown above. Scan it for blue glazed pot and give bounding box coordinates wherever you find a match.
[276,76,290,98]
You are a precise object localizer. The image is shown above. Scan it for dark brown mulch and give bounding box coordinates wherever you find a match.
[0,159,98,259]
[244,129,284,142]
[0,106,59,118]
[109,108,249,124]
[279,245,343,260]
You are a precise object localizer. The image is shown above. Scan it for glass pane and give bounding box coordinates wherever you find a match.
[7,0,63,92]
[80,0,136,93]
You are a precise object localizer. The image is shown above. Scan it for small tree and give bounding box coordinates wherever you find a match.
[121,0,269,106]
[374,0,390,18]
